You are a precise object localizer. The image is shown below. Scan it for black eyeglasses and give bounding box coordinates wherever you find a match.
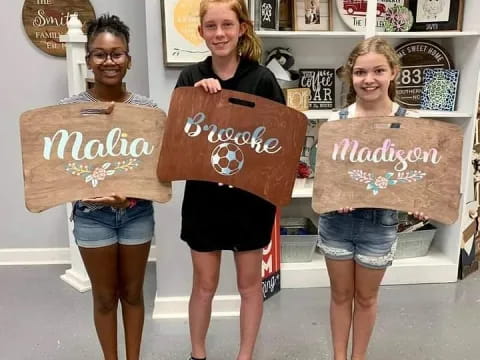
[87,50,129,65]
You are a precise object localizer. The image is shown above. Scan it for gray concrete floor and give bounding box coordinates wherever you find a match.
[1,264,479,360]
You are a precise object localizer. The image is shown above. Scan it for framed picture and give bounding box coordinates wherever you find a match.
[294,0,331,31]
[256,0,280,30]
[160,0,210,67]
[408,0,464,31]
[279,0,294,30]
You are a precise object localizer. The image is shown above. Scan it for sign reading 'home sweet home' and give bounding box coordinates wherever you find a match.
[22,0,96,57]
[157,87,308,206]
[312,116,462,224]
[20,103,171,212]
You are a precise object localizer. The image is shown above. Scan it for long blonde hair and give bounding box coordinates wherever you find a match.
[341,37,401,106]
[199,0,262,62]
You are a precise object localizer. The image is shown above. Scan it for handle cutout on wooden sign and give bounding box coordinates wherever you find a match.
[373,122,402,129]
[80,102,115,116]
[228,97,256,108]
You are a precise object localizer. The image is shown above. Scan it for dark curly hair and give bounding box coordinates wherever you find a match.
[85,14,130,51]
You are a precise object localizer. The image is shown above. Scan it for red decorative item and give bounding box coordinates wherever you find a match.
[297,161,311,178]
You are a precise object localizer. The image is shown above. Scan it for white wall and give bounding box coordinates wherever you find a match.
[0,1,150,249]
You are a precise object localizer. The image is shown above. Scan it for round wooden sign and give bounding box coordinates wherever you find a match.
[22,0,96,57]
[336,0,406,32]
[395,40,454,109]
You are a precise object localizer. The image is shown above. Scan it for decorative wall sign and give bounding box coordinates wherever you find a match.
[257,0,280,30]
[157,87,308,206]
[312,116,463,224]
[336,0,406,31]
[384,5,413,32]
[20,103,171,212]
[408,0,464,31]
[421,69,459,111]
[22,0,96,57]
[160,0,210,66]
[283,88,310,111]
[395,40,454,109]
[262,211,281,300]
[294,0,331,31]
[299,69,335,109]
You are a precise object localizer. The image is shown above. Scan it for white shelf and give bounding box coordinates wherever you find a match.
[302,110,470,119]
[302,110,471,119]
[292,178,314,198]
[303,110,332,120]
[417,110,472,118]
[281,249,458,288]
[377,31,480,39]
[257,30,365,39]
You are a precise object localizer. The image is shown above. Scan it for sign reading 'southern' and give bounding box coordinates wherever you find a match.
[312,116,463,224]
[157,87,308,206]
[20,103,171,212]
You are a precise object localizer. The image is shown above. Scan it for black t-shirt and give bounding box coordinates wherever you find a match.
[175,56,285,251]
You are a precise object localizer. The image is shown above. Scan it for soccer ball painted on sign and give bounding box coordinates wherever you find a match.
[211,143,245,176]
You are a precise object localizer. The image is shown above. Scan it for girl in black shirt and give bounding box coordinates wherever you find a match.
[175,1,284,359]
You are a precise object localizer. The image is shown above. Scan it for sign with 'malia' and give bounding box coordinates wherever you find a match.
[312,116,462,224]
[20,102,171,212]
[157,87,308,206]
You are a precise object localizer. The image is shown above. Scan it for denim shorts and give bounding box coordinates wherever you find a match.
[317,209,398,269]
[72,201,154,248]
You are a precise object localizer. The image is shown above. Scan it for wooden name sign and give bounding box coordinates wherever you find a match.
[22,0,96,57]
[20,103,171,212]
[157,87,308,206]
[312,116,462,224]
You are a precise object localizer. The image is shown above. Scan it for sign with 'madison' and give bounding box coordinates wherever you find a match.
[312,116,463,224]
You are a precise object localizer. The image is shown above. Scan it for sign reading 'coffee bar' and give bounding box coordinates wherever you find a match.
[157,87,308,207]
[395,40,453,109]
[312,116,462,224]
[20,103,171,212]
[22,0,96,57]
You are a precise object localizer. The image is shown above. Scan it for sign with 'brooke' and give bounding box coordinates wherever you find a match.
[312,116,463,224]
[157,87,308,206]
[20,102,171,212]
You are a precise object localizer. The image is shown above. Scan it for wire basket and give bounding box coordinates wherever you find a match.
[280,217,318,263]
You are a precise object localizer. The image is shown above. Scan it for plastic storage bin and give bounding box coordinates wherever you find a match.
[280,217,318,263]
[395,224,436,259]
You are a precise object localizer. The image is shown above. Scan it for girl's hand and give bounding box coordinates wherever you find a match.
[82,193,130,208]
[408,211,429,222]
[338,207,354,214]
[194,78,222,94]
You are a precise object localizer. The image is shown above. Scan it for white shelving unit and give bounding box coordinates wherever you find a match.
[256,1,480,288]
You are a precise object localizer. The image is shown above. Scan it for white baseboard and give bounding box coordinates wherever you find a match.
[153,294,241,319]
[0,246,157,265]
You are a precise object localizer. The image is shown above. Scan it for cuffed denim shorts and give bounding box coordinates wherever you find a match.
[317,209,398,269]
[72,200,154,248]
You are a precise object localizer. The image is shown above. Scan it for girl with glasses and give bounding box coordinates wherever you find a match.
[59,14,157,360]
